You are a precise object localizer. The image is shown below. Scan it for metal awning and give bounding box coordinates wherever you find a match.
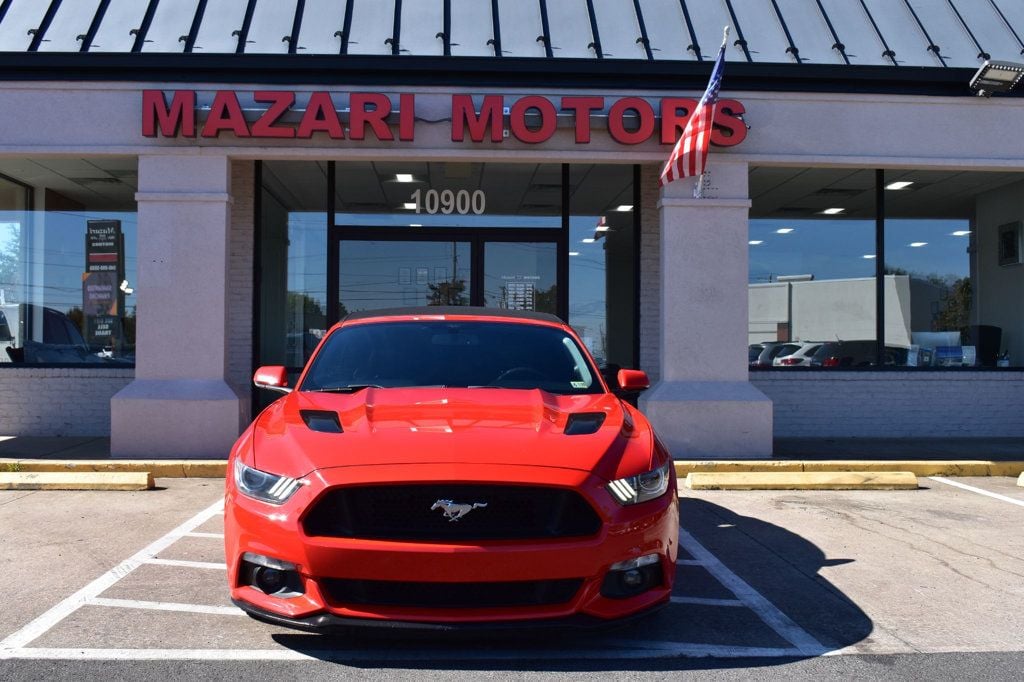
[0,0,1022,69]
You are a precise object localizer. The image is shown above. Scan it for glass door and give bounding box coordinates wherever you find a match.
[337,239,471,318]
[333,234,561,319]
[482,241,558,315]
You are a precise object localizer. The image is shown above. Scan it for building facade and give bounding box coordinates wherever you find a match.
[1,0,1023,458]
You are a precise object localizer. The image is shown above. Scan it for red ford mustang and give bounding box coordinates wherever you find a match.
[225,308,678,630]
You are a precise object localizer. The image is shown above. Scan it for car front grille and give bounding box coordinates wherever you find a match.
[302,484,602,541]
[321,578,584,609]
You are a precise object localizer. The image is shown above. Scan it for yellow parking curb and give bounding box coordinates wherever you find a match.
[0,459,226,478]
[675,460,1024,478]
[0,471,154,491]
[685,471,918,491]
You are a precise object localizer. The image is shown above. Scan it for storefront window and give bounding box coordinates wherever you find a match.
[884,170,1023,368]
[0,158,138,365]
[569,165,636,369]
[749,167,1024,369]
[258,161,328,372]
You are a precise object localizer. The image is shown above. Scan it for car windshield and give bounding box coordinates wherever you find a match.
[300,321,603,395]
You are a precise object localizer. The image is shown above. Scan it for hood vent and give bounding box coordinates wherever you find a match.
[301,410,343,434]
[564,412,606,436]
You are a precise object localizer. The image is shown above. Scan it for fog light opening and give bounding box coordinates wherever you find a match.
[240,553,305,598]
[601,554,664,600]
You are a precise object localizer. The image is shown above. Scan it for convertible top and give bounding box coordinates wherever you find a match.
[341,307,564,325]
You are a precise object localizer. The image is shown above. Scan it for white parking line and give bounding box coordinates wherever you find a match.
[670,596,745,607]
[145,558,227,570]
[676,559,705,566]
[0,498,225,651]
[87,597,244,617]
[929,476,1024,508]
[677,529,826,656]
[184,532,224,539]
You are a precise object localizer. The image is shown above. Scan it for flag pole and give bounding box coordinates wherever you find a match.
[694,26,730,200]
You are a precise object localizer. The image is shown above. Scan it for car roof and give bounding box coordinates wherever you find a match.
[341,306,565,325]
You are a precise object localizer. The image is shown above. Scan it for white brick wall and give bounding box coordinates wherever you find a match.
[639,164,661,381]
[753,371,1024,438]
[228,160,255,404]
[0,367,133,436]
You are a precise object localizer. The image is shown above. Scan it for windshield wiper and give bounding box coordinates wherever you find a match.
[307,384,383,393]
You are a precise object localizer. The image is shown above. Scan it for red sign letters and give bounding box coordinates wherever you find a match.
[142,90,747,147]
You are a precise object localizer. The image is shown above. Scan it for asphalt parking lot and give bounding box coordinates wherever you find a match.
[1,476,1023,678]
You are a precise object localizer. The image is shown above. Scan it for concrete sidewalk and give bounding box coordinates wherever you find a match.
[3,435,1024,461]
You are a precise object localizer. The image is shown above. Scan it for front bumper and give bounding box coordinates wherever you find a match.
[225,462,678,630]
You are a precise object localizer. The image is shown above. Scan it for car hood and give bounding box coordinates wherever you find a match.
[250,387,654,480]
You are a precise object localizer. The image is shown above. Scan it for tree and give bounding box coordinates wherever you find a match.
[933,277,971,331]
[427,278,468,306]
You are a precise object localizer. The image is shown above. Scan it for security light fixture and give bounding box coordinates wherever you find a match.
[402,202,416,210]
[885,181,914,190]
[821,208,845,215]
[969,60,1024,97]
[395,174,415,182]
[775,227,794,234]
[614,205,633,212]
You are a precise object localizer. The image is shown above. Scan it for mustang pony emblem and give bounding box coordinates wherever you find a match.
[431,499,487,522]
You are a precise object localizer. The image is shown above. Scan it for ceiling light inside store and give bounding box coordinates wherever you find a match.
[885,181,914,190]
[951,230,971,237]
[402,202,416,210]
[409,223,422,227]
[862,254,876,259]
[595,225,610,232]
[748,240,763,245]
[614,205,633,212]
[581,238,596,244]
[395,174,415,183]
[569,251,580,256]
[776,228,794,234]
[909,242,928,247]
[821,208,845,215]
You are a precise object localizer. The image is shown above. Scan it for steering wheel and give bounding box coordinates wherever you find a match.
[490,366,547,385]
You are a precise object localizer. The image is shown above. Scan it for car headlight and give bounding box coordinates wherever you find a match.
[233,459,303,505]
[606,461,671,505]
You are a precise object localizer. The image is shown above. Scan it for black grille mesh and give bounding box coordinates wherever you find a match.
[303,484,601,541]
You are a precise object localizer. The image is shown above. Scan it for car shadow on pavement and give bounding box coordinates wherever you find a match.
[269,497,873,672]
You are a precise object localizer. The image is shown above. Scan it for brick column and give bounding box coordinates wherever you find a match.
[639,161,773,458]
[111,154,244,458]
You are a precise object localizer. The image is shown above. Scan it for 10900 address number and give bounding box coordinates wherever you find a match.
[410,189,485,215]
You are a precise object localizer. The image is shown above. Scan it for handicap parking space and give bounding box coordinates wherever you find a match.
[2,475,1024,666]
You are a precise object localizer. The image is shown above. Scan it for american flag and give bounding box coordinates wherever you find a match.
[659,35,727,187]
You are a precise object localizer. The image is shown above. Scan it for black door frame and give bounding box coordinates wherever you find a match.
[328,227,564,326]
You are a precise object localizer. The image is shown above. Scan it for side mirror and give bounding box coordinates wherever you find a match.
[254,366,291,394]
[617,369,650,392]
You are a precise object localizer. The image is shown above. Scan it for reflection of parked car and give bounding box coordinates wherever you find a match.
[0,303,100,364]
[751,342,792,368]
[774,342,823,367]
[748,344,764,366]
[810,341,908,368]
